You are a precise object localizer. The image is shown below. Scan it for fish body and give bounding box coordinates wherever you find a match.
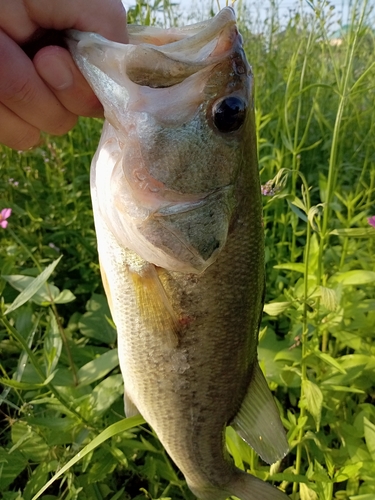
[68,8,289,500]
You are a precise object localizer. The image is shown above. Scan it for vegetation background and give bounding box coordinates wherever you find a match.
[1,0,375,499]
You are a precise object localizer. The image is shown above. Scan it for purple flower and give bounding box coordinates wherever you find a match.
[261,180,279,196]
[0,208,12,228]
[368,216,375,228]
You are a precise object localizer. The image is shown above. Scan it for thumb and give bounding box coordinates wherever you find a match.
[34,45,104,118]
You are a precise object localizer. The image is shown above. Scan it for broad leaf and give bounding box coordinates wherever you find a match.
[364,417,375,460]
[334,270,375,285]
[77,348,119,386]
[3,257,63,313]
[263,302,291,316]
[302,380,323,431]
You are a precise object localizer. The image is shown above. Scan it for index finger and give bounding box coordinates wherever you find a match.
[24,0,128,43]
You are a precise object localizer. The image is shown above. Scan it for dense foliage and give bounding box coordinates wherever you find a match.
[1,1,374,499]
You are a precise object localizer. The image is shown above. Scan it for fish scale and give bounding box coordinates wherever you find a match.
[68,7,290,499]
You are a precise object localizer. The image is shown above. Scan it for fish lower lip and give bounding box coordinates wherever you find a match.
[155,186,232,217]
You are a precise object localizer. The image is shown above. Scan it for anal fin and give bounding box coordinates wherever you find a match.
[232,362,289,464]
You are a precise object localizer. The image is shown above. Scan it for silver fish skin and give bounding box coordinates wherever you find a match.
[67,8,289,500]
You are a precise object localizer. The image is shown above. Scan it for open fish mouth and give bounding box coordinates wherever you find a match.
[67,7,251,274]
[66,7,249,130]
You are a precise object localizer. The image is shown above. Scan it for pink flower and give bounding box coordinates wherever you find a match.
[0,208,12,228]
[261,180,281,196]
[261,180,276,196]
[368,216,375,228]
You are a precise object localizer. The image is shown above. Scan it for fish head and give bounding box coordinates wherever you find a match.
[67,7,257,274]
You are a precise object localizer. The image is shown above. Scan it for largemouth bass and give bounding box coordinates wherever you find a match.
[67,7,289,500]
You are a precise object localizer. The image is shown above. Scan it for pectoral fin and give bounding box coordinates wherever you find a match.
[232,362,289,464]
[130,263,181,348]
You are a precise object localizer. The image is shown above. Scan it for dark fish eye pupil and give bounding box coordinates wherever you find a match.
[213,97,246,133]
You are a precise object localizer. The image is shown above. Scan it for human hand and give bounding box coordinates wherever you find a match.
[0,0,128,150]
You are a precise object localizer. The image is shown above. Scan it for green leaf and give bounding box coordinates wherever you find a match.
[291,196,307,212]
[302,380,323,431]
[88,374,123,418]
[0,378,47,390]
[258,329,299,388]
[300,483,318,500]
[109,488,126,500]
[334,462,363,482]
[334,270,375,285]
[25,417,76,432]
[32,415,145,500]
[280,130,293,152]
[349,495,375,500]
[226,426,254,471]
[23,461,58,500]
[287,199,308,222]
[79,294,116,344]
[44,313,62,376]
[3,257,62,314]
[0,446,28,491]
[263,302,291,316]
[53,289,76,304]
[86,450,117,484]
[307,205,323,232]
[364,417,375,460]
[321,384,365,394]
[330,227,375,238]
[11,422,49,463]
[310,286,338,311]
[274,263,306,273]
[77,349,119,386]
[313,350,346,374]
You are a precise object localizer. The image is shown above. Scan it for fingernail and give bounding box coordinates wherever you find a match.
[37,55,74,91]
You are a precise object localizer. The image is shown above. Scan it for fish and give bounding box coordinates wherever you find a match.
[67,7,289,500]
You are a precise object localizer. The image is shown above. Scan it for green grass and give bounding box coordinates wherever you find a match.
[1,1,375,499]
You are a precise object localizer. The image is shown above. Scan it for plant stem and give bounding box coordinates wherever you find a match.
[8,227,42,271]
[317,0,368,352]
[1,315,88,425]
[293,173,311,499]
[50,302,79,386]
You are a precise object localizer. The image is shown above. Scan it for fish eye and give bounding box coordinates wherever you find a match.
[212,96,246,133]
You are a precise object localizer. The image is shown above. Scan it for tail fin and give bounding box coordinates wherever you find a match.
[188,471,289,500]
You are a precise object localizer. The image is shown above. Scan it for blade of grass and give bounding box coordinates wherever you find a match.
[31,415,145,500]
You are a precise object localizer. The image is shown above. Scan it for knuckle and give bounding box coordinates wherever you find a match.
[10,129,41,151]
[2,76,37,105]
[47,113,78,136]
